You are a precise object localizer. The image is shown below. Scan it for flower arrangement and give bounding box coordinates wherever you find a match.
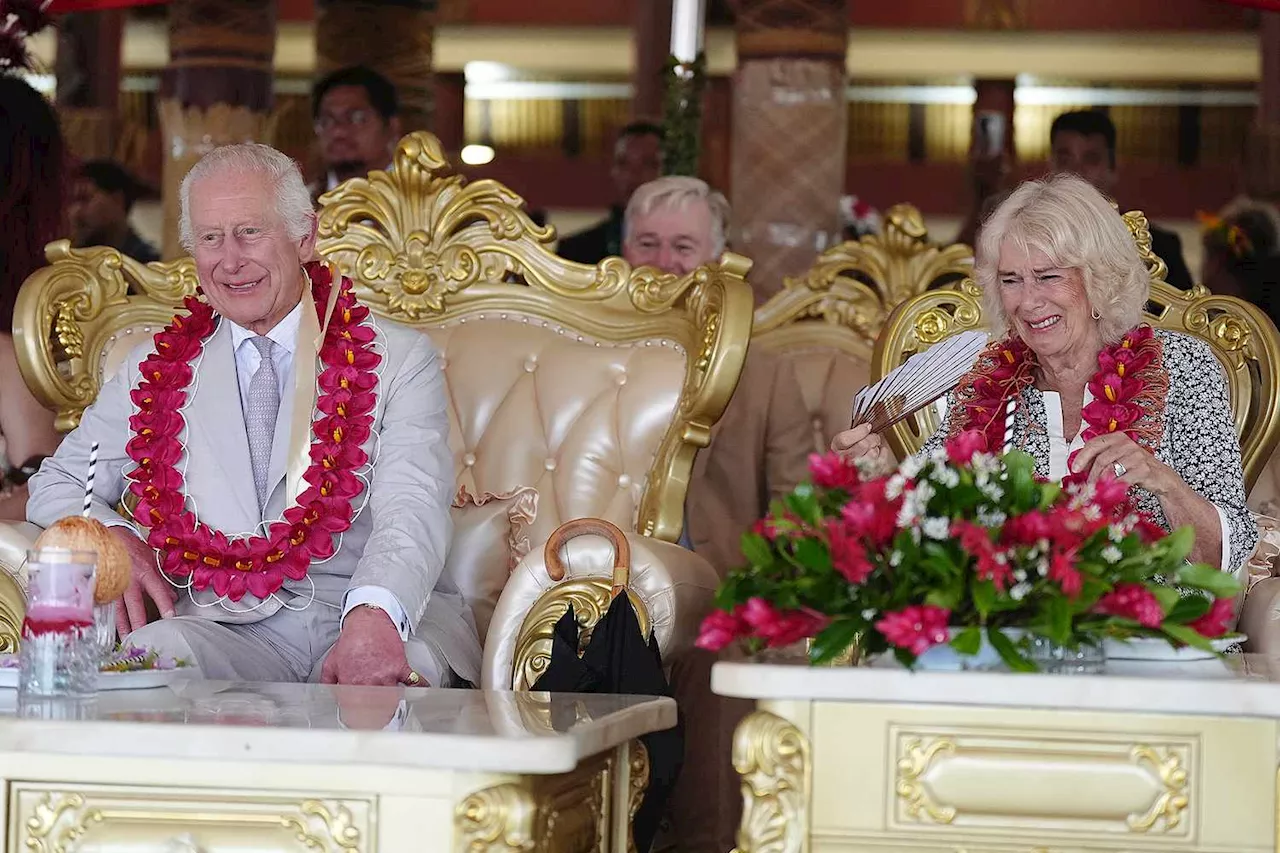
[696,432,1241,670]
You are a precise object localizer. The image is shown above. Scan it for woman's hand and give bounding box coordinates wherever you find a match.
[830,423,892,466]
[1070,433,1183,497]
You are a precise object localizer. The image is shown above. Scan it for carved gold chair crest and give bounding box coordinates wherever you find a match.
[752,204,973,452]
[873,210,1280,493]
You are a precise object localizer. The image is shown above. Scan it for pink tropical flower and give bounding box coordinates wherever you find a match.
[1188,597,1235,638]
[740,597,827,648]
[827,521,874,584]
[1048,548,1082,598]
[945,429,987,465]
[1094,583,1165,628]
[808,452,861,492]
[875,605,951,655]
[696,608,745,651]
[954,520,1012,590]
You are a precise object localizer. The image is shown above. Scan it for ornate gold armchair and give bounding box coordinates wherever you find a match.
[0,132,753,680]
[873,210,1280,650]
[752,204,972,453]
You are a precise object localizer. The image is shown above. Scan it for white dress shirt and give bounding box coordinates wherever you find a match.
[227,302,412,640]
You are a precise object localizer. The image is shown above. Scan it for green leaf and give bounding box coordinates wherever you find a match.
[925,588,962,611]
[810,618,861,665]
[1150,584,1180,616]
[1175,564,1242,599]
[740,532,774,568]
[973,580,997,620]
[950,625,982,655]
[1045,597,1072,644]
[793,537,833,574]
[988,626,1037,672]
[784,484,823,527]
[1166,594,1212,625]
[1161,526,1195,564]
[1162,623,1217,653]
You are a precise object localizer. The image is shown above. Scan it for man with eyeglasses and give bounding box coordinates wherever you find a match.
[310,66,403,203]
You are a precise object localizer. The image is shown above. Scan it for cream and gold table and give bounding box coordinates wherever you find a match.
[0,681,673,852]
[714,655,1280,853]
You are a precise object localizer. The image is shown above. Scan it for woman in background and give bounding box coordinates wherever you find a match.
[0,75,67,519]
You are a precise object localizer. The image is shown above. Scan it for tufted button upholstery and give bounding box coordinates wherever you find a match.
[482,530,720,689]
[434,319,684,550]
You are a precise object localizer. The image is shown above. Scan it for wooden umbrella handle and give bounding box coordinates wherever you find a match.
[544,518,631,597]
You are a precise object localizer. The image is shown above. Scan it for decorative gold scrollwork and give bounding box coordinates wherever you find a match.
[22,792,103,853]
[627,740,651,853]
[280,800,363,850]
[510,578,651,691]
[0,565,23,654]
[1128,745,1189,832]
[455,783,538,853]
[732,710,810,853]
[894,738,958,824]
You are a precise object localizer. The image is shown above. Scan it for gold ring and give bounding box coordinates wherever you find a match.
[406,670,421,686]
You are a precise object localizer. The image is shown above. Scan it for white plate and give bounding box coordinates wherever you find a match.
[1103,634,1243,662]
[0,666,190,691]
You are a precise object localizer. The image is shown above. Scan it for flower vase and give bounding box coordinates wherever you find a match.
[911,629,1020,671]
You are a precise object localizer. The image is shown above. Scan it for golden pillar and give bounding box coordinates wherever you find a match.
[316,0,436,134]
[729,0,850,304]
[1247,12,1280,203]
[55,10,125,162]
[159,0,278,259]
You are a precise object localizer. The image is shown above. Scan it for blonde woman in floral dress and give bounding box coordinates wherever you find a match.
[832,174,1255,577]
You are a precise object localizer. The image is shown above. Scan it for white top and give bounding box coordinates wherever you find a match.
[0,682,676,775]
[712,656,1280,720]
[226,303,413,653]
[1040,388,1231,571]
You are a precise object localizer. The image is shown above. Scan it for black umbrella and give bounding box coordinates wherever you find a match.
[532,519,683,853]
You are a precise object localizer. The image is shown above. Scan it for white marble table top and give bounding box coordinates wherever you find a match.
[0,682,676,774]
[712,654,1280,719]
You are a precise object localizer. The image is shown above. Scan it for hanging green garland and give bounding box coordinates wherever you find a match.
[661,52,708,177]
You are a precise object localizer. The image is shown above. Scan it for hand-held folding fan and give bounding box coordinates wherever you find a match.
[850,330,988,433]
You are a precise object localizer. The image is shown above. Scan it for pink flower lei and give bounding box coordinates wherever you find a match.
[124,262,381,602]
[949,324,1169,486]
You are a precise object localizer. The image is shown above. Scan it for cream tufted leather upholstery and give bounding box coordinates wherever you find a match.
[1,133,755,679]
[752,204,972,453]
[432,320,684,548]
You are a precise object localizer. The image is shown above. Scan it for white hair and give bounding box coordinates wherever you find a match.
[623,176,730,258]
[178,143,315,252]
[976,173,1149,345]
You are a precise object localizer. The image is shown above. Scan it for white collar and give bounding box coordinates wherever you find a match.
[228,299,304,356]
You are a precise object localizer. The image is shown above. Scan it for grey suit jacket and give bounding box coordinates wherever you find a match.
[28,311,482,683]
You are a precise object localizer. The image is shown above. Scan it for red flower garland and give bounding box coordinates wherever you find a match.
[949,325,1168,486]
[125,262,381,602]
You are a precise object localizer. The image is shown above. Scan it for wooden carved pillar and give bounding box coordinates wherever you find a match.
[1247,12,1280,203]
[633,0,674,120]
[160,0,277,259]
[55,10,124,162]
[316,0,436,134]
[729,0,849,304]
[973,78,1016,160]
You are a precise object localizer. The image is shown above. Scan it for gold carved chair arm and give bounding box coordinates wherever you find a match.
[15,242,195,432]
[482,521,719,691]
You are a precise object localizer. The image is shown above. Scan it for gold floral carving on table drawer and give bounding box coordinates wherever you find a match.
[455,752,612,853]
[732,710,810,853]
[12,784,370,852]
[889,727,1195,840]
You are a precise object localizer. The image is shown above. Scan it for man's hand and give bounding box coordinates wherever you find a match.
[113,527,177,637]
[321,606,421,687]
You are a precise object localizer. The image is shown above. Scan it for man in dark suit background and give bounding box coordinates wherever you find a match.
[309,66,402,204]
[557,121,664,264]
[1046,110,1193,289]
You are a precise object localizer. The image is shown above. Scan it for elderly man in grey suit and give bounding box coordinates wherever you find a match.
[27,143,480,688]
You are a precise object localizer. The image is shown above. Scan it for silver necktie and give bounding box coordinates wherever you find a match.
[246,336,280,511]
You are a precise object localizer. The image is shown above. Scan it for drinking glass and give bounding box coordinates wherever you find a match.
[19,549,98,698]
